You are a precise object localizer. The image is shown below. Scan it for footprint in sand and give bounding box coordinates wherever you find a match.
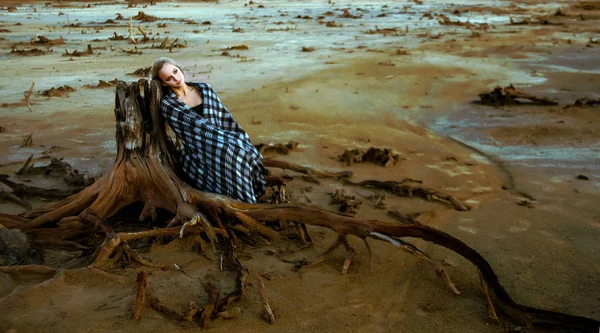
[508,219,531,233]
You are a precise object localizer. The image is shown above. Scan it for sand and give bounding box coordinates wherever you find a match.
[0,0,599,332]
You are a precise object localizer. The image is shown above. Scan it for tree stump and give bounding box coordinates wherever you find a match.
[0,80,597,332]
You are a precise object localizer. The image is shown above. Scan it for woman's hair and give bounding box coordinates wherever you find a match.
[150,57,185,82]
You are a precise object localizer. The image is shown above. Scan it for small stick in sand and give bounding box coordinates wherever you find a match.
[24,82,35,112]
[251,270,275,324]
[128,19,137,44]
[16,154,34,175]
[137,25,148,41]
[21,133,33,147]
[132,271,148,320]
[169,38,179,53]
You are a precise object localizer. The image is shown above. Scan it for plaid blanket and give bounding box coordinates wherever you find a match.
[160,82,266,203]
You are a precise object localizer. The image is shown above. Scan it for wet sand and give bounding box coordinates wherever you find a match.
[0,0,599,332]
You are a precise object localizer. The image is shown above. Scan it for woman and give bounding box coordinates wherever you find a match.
[151,57,266,203]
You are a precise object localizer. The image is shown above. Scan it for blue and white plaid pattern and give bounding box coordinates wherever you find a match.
[160,82,266,203]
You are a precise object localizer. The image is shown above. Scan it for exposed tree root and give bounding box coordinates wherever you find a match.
[122,244,173,269]
[16,156,91,184]
[31,35,64,45]
[132,271,147,320]
[183,301,201,322]
[0,264,57,281]
[199,281,219,327]
[564,97,600,109]
[438,15,490,30]
[40,85,76,97]
[91,225,225,270]
[254,141,299,155]
[342,178,468,211]
[234,211,280,242]
[0,174,85,200]
[216,306,241,320]
[124,241,249,327]
[131,11,159,23]
[251,268,275,324]
[263,157,352,179]
[338,147,400,167]
[237,204,598,331]
[24,82,35,112]
[147,294,185,321]
[0,213,36,229]
[21,133,33,147]
[0,264,127,284]
[477,84,558,106]
[127,66,151,77]
[503,85,559,105]
[509,16,563,26]
[16,154,34,175]
[1,80,598,332]
[479,269,500,321]
[387,209,422,225]
[260,183,291,204]
[0,190,31,209]
[330,189,362,214]
[84,79,119,89]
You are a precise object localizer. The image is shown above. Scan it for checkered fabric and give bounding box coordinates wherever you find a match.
[160,82,266,203]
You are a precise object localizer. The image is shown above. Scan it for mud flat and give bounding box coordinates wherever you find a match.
[0,1,599,332]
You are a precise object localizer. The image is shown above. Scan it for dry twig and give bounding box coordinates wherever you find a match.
[24,82,35,112]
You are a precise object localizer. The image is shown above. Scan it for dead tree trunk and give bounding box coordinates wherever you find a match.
[16,80,215,239]
[0,80,598,332]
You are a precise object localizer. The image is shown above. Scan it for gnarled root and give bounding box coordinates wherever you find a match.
[92,225,224,270]
[292,233,355,274]
[3,79,597,333]
[238,204,599,332]
[263,157,352,179]
[343,179,468,211]
[128,240,249,327]
[251,269,275,324]
[0,264,57,281]
[132,271,148,320]
[199,282,219,328]
[370,231,460,295]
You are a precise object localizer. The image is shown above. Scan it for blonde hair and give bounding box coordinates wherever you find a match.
[150,57,185,82]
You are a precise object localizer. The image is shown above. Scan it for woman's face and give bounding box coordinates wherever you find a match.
[158,63,185,88]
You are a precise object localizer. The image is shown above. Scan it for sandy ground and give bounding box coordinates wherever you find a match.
[0,0,599,332]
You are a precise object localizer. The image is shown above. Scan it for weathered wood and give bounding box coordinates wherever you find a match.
[237,204,598,331]
[477,85,558,106]
[342,178,468,211]
[132,271,148,320]
[25,82,35,112]
[0,80,597,332]
[263,157,352,178]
